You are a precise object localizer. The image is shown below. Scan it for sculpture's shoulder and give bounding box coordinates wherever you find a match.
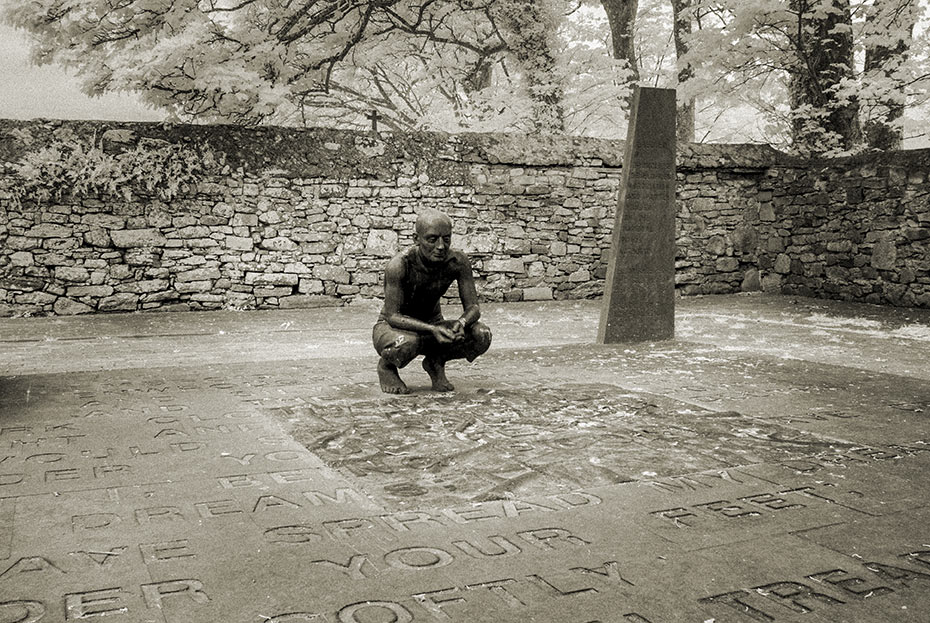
[448,249,472,272]
[383,249,412,283]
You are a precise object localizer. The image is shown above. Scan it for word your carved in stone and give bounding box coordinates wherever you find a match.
[700,550,930,621]
[307,527,592,579]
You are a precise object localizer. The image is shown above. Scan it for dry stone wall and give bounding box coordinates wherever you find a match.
[1,119,929,317]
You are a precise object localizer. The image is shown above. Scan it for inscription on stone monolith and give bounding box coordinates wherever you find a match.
[598,86,676,343]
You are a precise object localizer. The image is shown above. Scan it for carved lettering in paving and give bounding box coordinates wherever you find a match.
[700,551,930,621]
[0,556,66,581]
[0,601,45,623]
[265,560,635,622]
[216,469,318,489]
[151,422,262,440]
[74,488,374,531]
[71,547,129,567]
[310,530,594,581]
[218,450,303,465]
[65,588,129,620]
[651,488,811,526]
[55,579,209,621]
[69,493,600,539]
[0,465,134,489]
[647,469,752,493]
[140,579,209,609]
[778,445,918,476]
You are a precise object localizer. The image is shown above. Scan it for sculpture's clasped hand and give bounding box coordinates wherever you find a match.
[432,324,458,344]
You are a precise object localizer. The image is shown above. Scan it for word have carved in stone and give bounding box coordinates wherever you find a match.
[700,549,930,622]
[0,539,196,582]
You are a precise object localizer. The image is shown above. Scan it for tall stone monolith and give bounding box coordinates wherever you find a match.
[597,86,677,343]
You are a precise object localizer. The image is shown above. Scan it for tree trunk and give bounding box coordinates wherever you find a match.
[492,0,566,134]
[863,0,915,151]
[787,0,861,153]
[671,0,694,142]
[600,0,640,82]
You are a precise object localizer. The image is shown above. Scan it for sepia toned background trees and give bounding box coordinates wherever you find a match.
[4,0,929,154]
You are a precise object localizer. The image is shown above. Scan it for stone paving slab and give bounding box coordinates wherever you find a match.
[1,294,930,622]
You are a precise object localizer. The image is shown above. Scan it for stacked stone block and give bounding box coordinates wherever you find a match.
[1,120,929,316]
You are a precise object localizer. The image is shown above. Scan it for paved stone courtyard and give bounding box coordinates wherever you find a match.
[1,293,929,622]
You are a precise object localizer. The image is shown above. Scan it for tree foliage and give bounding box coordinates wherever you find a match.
[678,0,930,153]
[3,0,632,135]
[4,0,928,151]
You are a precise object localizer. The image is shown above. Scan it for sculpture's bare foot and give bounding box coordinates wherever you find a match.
[423,357,454,392]
[378,358,410,394]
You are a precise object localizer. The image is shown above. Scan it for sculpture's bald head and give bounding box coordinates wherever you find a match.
[414,209,453,264]
[415,209,452,236]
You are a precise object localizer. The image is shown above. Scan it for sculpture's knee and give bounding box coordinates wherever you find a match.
[466,324,492,361]
[381,333,420,368]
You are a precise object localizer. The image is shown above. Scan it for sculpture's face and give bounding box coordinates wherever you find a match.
[415,218,452,264]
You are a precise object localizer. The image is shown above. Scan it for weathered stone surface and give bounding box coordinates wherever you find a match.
[484,258,525,274]
[55,266,90,282]
[98,293,139,311]
[248,272,299,287]
[84,228,112,247]
[67,285,114,297]
[871,241,897,270]
[27,223,72,238]
[261,236,298,251]
[52,297,93,315]
[119,279,169,294]
[176,267,221,282]
[774,254,792,274]
[741,268,762,291]
[225,235,253,250]
[110,228,168,248]
[10,252,33,267]
[523,286,554,301]
[176,280,213,294]
[15,291,57,305]
[314,265,351,283]
[365,229,398,257]
[277,294,344,308]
